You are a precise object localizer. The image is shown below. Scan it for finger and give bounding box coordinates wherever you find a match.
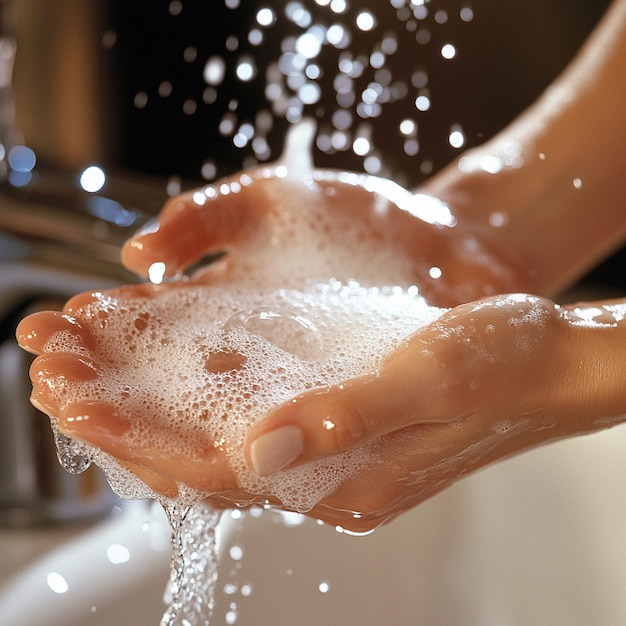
[29,353,100,417]
[30,353,99,382]
[244,295,565,476]
[245,340,453,477]
[56,401,239,495]
[16,311,94,355]
[119,459,180,500]
[121,172,269,279]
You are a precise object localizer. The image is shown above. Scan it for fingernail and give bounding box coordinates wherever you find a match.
[249,426,303,476]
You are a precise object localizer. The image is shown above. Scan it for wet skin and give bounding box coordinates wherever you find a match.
[16,159,626,533]
[18,284,626,532]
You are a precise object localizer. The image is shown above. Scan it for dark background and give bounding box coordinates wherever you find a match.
[13,0,621,288]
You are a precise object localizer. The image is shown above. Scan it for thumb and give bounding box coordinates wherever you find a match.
[245,341,452,476]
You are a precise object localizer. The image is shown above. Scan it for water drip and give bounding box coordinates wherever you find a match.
[52,425,91,475]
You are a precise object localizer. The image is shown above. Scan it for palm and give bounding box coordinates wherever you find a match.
[123,156,528,308]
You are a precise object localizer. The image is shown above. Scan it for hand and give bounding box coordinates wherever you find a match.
[18,287,626,532]
[245,294,626,531]
[15,284,278,510]
[122,125,529,307]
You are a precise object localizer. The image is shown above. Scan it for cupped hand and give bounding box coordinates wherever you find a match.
[122,124,529,307]
[246,294,626,531]
[18,285,626,532]
[14,287,241,508]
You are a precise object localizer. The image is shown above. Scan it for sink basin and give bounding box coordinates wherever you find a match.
[1,426,625,626]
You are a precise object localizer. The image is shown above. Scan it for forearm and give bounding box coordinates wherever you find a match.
[420,0,626,297]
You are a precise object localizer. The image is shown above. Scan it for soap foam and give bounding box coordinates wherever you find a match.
[45,279,443,512]
[40,149,450,513]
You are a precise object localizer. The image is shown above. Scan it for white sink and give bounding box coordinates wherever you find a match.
[1,426,626,626]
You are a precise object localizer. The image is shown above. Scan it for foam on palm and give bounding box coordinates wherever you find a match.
[45,278,443,512]
[42,123,447,512]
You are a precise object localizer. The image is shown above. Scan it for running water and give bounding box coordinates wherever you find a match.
[160,502,222,626]
[50,417,222,625]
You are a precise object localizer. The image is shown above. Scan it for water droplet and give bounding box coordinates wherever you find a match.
[166,175,182,197]
[489,212,508,228]
[441,43,457,60]
[413,4,428,20]
[256,7,276,26]
[201,160,217,180]
[183,46,197,63]
[356,11,376,32]
[47,572,69,594]
[229,545,244,561]
[53,430,91,474]
[460,6,474,22]
[236,55,257,82]
[248,28,264,46]
[327,24,350,48]
[101,30,117,49]
[286,2,312,27]
[404,138,419,155]
[168,0,182,16]
[330,0,348,14]
[203,55,226,85]
[298,81,321,104]
[415,28,431,45]
[411,68,428,89]
[158,81,173,97]
[363,154,382,174]
[353,136,371,156]
[148,262,167,285]
[79,165,106,192]
[183,99,197,115]
[225,35,239,51]
[448,125,465,148]
[381,33,398,55]
[107,543,131,565]
[400,119,416,136]
[133,91,148,109]
[295,31,323,59]
[369,50,385,69]
[415,92,430,112]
